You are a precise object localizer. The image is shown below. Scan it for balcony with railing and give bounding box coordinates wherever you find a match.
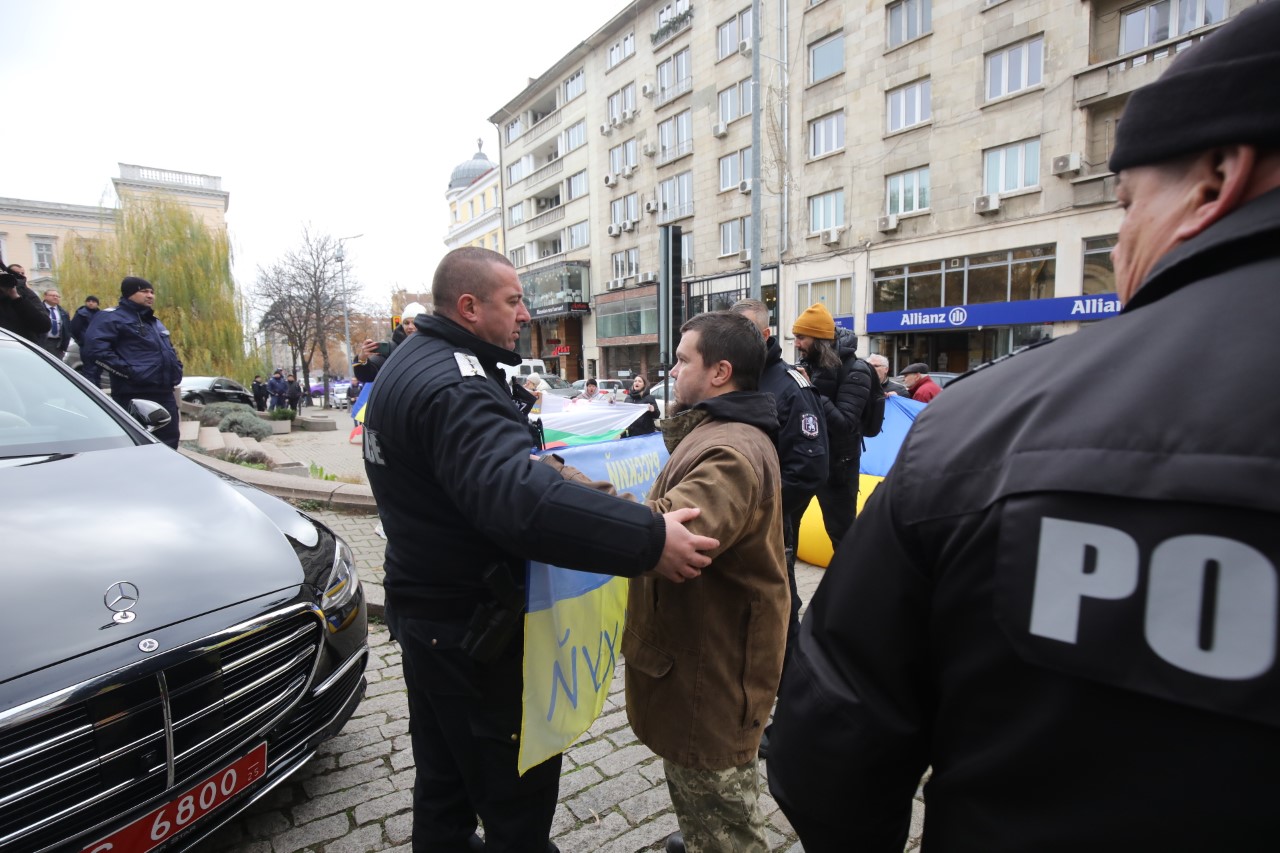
[523,157,564,190]
[1074,31,1210,106]
[659,201,695,224]
[118,163,221,189]
[656,138,694,167]
[526,204,566,233]
[652,7,693,48]
[654,76,693,108]
[524,108,564,146]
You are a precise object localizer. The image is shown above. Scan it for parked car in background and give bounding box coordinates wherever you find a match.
[649,381,675,417]
[329,381,352,408]
[179,376,255,406]
[539,373,578,398]
[0,329,369,853]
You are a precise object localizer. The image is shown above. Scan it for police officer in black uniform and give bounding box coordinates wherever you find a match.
[362,247,718,853]
[730,299,826,758]
[768,5,1280,849]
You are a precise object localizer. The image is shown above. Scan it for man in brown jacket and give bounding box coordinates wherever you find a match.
[624,311,787,853]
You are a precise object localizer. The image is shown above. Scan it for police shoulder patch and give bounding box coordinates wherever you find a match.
[453,352,485,378]
[801,412,820,438]
[787,368,811,388]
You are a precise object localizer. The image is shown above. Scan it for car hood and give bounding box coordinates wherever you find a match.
[0,445,313,683]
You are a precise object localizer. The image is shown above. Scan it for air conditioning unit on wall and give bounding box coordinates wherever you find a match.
[638,272,657,283]
[603,173,618,187]
[712,122,728,138]
[1051,152,1082,176]
[607,224,622,237]
[642,142,657,157]
[822,227,843,246]
[600,123,612,137]
[621,220,636,232]
[877,214,899,233]
[622,165,635,179]
[974,194,1001,214]
[738,39,752,57]
[607,278,625,290]
[644,199,661,214]
[738,179,753,194]
[641,81,656,98]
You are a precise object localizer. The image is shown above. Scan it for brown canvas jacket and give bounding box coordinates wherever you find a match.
[623,392,788,770]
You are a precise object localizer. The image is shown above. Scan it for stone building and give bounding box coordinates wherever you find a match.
[491,0,1253,383]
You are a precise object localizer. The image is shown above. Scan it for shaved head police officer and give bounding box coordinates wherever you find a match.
[767,4,1280,851]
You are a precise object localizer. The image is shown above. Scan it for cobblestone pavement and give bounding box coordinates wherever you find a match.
[193,507,926,852]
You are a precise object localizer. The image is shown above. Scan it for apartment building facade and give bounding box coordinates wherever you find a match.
[492,0,1252,383]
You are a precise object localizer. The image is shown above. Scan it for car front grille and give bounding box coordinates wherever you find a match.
[0,608,322,853]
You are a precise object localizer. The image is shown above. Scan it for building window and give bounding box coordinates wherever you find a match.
[565,69,585,101]
[597,294,659,338]
[507,204,524,228]
[656,0,691,28]
[505,118,522,144]
[656,47,693,105]
[565,170,588,201]
[718,147,752,191]
[809,32,845,83]
[887,78,931,133]
[809,190,845,232]
[797,276,854,318]
[491,234,499,251]
[718,78,752,123]
[607,84,637,123]
[1083,235,1118,295]
[658,171,694,222]
[987,36,1043,100]
[33,241,54,271]
[608,139,638,173]
[567,221,590,250]
[1120,0,1224,54]
[612,248,641,279]
[657,110,693,163]
[888,0,931,48]
[564,120,587,152]
[886,167,930,215]
[720,215,752,255]
[809,111,845,158]
[717,8,752,60]
[871,244,1056,312]
[681,232,695,276]
[984,138,1041,195]
[611,194,640,225]
[607,32,636,69]
[509,246,526,267]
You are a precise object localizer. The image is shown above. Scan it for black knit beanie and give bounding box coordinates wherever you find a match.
[1110,2,1280,173]
[121,276,154,298]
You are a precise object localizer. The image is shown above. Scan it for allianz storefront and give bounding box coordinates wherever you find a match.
[866,237,1120,374]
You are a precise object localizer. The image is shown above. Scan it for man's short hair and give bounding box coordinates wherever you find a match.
[43,288,59,298]
[680,311,766,392]
[866,354,889,369]
[432,248,515,317]
[730,298,771,331]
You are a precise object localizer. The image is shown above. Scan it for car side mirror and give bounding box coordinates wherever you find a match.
[129,399,172,433]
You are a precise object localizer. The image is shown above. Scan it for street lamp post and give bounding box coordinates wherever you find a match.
[335,234,363,382]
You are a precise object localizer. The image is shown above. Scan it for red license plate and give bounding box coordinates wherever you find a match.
[81,743,267,853]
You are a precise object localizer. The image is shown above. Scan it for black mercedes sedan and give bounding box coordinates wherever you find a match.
[179,376,254,406]
[0,329,368,853]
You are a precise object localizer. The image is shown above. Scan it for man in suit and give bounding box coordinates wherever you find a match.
[39,288,71,358]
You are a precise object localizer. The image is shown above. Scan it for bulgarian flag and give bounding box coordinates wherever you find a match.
[536,402,647,449]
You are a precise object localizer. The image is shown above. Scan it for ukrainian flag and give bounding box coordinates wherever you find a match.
[518,433,668,774]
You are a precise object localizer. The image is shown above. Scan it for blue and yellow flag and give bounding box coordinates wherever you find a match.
[518,433,668,774]
[798,395,927,567]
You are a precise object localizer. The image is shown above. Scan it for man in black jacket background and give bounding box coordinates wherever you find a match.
[363,247,718,853]
[768,5,1280,850]
[0,263,51,343]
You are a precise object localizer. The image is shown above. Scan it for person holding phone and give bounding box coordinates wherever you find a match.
[354,302,425,383]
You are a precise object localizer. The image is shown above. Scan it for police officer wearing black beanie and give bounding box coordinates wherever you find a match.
[769,3,1280,850]
[83,276,184,448]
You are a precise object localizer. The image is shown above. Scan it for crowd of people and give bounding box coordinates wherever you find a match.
[359,10,1280,850]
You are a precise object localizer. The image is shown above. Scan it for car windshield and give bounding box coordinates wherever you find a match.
[0,341,139,458]
[179,377,215,391]
[541,375,570,389]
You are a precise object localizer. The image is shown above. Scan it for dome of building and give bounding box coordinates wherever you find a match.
[449,139,494,190]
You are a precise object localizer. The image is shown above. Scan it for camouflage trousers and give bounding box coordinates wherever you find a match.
[663,757,768,853]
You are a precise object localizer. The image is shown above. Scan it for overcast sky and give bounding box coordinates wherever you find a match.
[1,0,621,312]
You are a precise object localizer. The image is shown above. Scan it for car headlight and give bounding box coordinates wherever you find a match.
[322,538,360,616]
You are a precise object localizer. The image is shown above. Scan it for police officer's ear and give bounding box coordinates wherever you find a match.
[1173,144,1263,243]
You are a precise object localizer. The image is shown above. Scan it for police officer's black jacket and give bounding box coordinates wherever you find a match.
[362,314,666,614]
[768,186,1280,851]
[760,335,827,517]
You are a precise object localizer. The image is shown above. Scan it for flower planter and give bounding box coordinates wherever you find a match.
[269,419,292,435]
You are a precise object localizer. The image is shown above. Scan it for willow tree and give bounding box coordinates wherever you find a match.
[54,196,255,378]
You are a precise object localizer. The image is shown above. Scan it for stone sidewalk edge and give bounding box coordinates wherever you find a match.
[179,448,377,511]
